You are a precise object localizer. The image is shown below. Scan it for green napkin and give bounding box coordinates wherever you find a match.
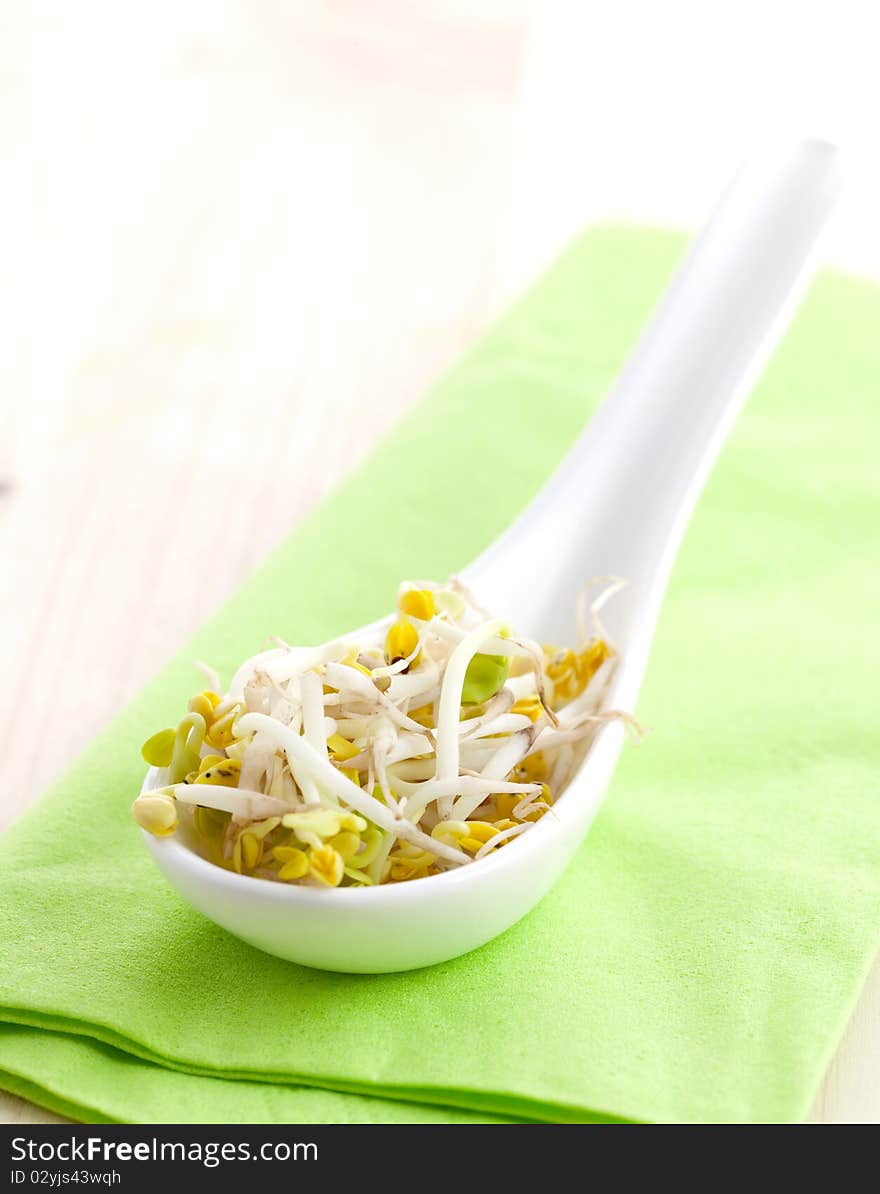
[2,228,879,1125]
[0,1027,514,1124]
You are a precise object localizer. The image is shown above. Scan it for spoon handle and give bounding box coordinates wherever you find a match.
[581,139,842,573]
[468,140,842,647]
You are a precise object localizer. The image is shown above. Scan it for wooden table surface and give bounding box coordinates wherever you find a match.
[2,0,877,1124]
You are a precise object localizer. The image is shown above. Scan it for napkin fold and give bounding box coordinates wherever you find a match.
[2,227,879,1125]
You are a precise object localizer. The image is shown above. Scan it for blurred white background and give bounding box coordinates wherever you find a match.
[501,0,880,292]
[0,0,877,1123]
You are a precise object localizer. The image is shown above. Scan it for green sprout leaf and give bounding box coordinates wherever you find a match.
[461,653,509,704]
[141,728,175,768]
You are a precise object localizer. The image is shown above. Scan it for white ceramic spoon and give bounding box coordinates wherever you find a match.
[144,139,841,973]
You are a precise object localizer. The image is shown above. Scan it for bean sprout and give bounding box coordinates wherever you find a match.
[132,578,627,887]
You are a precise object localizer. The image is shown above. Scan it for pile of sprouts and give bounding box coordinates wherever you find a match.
[133,579,629,887]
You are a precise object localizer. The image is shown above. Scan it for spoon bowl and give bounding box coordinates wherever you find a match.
[144,140,841,972]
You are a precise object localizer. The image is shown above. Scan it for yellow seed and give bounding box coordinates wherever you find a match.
[352,826,383,868]
[460,821,499,844]
[388,846,434,879]
[275,847,309,881]
[282,809,343,841]
[242,833,262,870]
[544,642,608,705]
[339,767,361,786]
[327,831,361,861]
[387,845,434,881]
[232,832,261,874]
[309,845,344,887]
[188,693,215,723]
[194,758,242,786]
[343,867,374,886]
[141,729,176,768]
[409,704,435,729]
[492,793,518,820]
[398,588,435,621]
[327,733,360,761]
[546,649,580,702]
[198,754,225,773]
[576,639,611,686]
[132,793,178,837]
[384,619,419,665]
[391,842,421,859]
[511,696,544,723]
[431,820,469,845]
[205,706,239,748]
[337,811,368,833]
[193,805,229,839]
[518,752,547,782]
[248,816,281,840]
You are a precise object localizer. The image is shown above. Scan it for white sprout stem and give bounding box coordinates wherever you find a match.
[417,616,526,658]
[400,774,541,823]
[451,728,534,821]
[331,716,375,738]
[387,730,432,763]
[229,641,349,700]
[530,708,636,756]
[238,731,275,793]
[194,659,222,693]
[464,712,533,739]
[513,791,546,819]
[151,784,294,820]
[323,662,431,735]
[506,635,558,726]
[504,673,544,700]
[457,687,515,739]
[236,713,469,865]
[482,729,535,780]
[300,670,335,807]
[373,745,403,816]
[474,822,532,860]
[457,734,522,763]
[483,732,533,782]
[548,744,574,794]
[340,730,433,772]
[322,661,383,698]
[387,758,437,782]
[554,656,617,725]
[575,576,627,650]
[371,716,402,812]
[395,775,539,799]
[368,830,397,885]
[368,628,427,679]
[434,618,509,819]
[385,667,441,703]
